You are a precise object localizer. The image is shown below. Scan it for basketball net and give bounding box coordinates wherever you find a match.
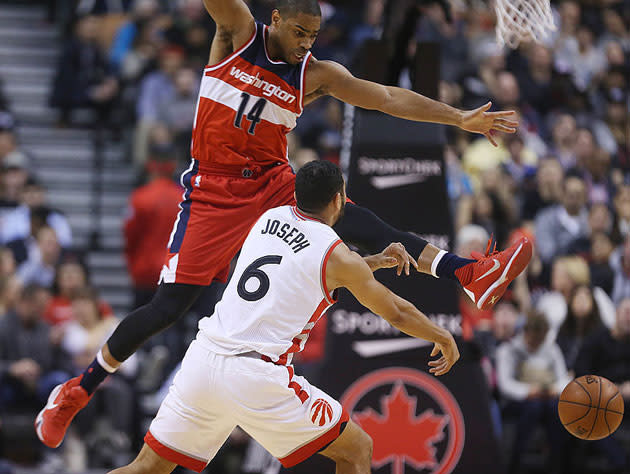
[494,0,556,48]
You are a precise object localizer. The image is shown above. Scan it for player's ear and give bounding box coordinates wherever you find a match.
[293,191,298,205]
[271,9,281,27]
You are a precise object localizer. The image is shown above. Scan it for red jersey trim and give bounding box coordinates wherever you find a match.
[299,52,313,113]
[278,408,350,467]
[263,25,288,65]
[321,239,343,304]
[293,206,323,223]
[287,365,309,403]
[272,297,331,365]
[204,23,258,72]
[144,431,208,473]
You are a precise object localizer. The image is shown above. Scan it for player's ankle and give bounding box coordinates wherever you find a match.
[431,251,474,285]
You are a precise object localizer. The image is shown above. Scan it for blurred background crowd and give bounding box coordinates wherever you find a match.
[0,0,629,473]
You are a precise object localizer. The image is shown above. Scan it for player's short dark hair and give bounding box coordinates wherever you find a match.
[276,0,321,18]
[295,160,344,213]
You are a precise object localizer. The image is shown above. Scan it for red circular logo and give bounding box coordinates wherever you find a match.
[310,398,334,427]
[340,368,465,474]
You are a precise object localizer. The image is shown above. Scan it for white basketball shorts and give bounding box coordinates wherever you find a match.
[145,337,349,472]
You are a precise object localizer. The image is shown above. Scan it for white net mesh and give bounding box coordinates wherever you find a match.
[494,0,557,49]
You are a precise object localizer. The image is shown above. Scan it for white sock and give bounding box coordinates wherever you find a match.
[97,350,118,374]
[430,250,448,278]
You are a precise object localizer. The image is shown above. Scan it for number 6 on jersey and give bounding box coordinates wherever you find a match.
[237,255,282,301]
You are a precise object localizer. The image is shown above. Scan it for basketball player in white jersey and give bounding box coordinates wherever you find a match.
[108,160,459,474]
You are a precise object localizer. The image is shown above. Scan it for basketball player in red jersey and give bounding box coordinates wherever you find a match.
[36,0,531,449]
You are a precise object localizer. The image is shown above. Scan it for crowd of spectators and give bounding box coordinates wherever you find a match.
[0,0,629,472]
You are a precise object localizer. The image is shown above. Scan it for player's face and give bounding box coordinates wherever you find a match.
[270,11,320,65]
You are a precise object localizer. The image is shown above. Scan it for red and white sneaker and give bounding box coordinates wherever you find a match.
[35,376,92,448]
[461,236,532,310]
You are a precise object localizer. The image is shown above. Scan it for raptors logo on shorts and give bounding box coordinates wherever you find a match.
[310,399,333,427]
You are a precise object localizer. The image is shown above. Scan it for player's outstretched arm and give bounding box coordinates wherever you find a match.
[306,59,518,147]
[202,0,254,28]
[326,242,460,375]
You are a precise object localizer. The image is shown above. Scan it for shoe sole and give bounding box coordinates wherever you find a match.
[476,239,532,310]
[35,383,63,448]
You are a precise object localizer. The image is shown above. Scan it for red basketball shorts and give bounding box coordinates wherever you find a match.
[160,160,297,285]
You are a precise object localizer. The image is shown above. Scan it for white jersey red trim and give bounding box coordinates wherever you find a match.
[199,205,341,364]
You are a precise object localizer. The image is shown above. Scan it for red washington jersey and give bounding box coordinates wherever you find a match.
[192,21,312,167]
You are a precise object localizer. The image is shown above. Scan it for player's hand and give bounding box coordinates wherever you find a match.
[367,242,418,275]
[459,101,518,147]
[428,334,459,376]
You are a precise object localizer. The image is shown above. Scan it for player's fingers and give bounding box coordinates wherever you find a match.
[496,118,519,127]
[484,132,498,147]
[429,362,448,375]
[486,110,516,117]
[408,253,418,270]
[428,357,446,367]
[491,124,517,133]
[430,343,439,357]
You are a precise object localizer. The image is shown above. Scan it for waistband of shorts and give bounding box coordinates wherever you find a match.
[194,334,281,364]
[195,160,289,178]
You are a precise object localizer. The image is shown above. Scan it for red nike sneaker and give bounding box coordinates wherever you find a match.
[35,376,92,448]
[461,237,532,310]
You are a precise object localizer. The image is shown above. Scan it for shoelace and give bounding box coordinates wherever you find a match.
[51,387,85,425]
[471,235,498,260]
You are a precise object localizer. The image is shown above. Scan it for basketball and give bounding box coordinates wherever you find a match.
[558,375,624,440]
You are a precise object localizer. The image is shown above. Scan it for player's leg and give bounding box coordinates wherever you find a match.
[36,167,255,448]
[35,282,205,448]
[108,444,176,474]
[265,166,532,309]
[318,419,373,474]
[334,202,532,309]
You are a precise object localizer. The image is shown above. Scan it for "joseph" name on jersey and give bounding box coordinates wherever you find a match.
[261,219,310,253]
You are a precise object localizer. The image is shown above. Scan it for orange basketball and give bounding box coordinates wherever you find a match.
[558,375,624,440]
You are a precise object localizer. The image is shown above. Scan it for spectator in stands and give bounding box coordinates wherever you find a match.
[611,184,630,244]
[16,226,61,288]
[496,310,571,473]
[537,255,616,340]
[609,235,630,305]
[521,158,564,222]
[133,45,184,165]
[0,284,69,413]
[0,159,29,222]
[556,284,604,373]
[50,15,119,126]
[0,178,72,252]
[534,174,589,264]
[547,114,578,170]
[565,26,608,92]
[476,299,521,439]
[156,67,198,162]
[589,231,615,295]
[45,261,113,327]
[124,144,181,308]
[109,0,159,72]
[163,0,216,69]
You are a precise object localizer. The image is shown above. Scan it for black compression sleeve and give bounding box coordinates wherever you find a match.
[333,202,429,257]
[106,283,205,362]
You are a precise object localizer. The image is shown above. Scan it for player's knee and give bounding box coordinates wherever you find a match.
[336,423,372,468]
[355,428,373,467]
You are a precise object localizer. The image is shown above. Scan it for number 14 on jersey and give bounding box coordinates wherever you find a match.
[234,92,267,135]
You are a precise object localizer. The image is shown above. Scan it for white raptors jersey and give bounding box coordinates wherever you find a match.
[199,205,342,365]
